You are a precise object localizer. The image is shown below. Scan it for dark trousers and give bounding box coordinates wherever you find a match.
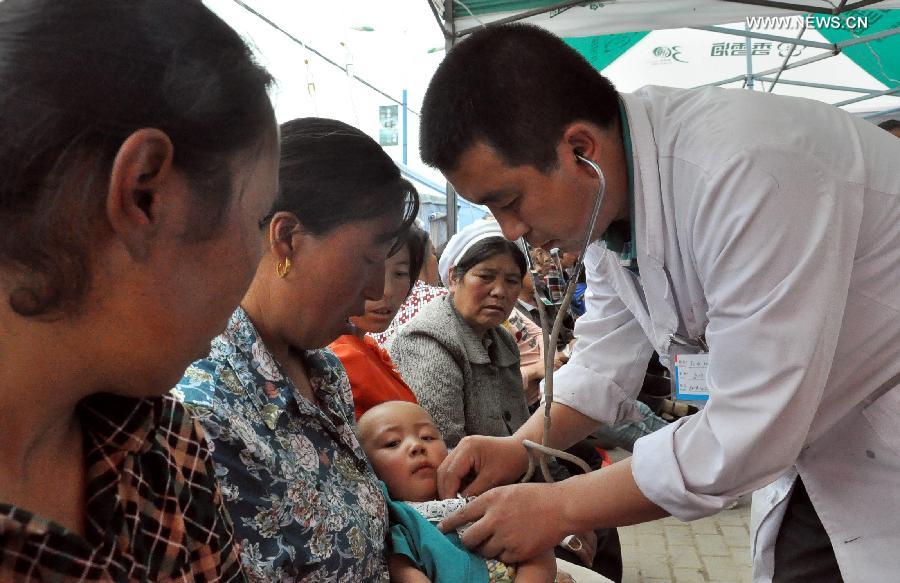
[555,527,623,583]
[553,440,623,582]
[773,478,843,582]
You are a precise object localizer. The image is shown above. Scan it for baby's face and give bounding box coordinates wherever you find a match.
[359,402,449,502]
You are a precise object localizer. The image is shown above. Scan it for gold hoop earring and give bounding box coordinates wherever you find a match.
[275,257,292,278]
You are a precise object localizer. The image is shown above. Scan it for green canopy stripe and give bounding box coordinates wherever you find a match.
[815,9,900,87]
[451,0,550,16]
[565,32,649,71]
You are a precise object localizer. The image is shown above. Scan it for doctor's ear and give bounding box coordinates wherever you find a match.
[560,121,605,166]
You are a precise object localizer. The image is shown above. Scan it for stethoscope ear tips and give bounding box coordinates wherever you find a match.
[574,152,594,166]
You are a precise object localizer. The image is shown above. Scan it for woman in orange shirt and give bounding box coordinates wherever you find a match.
[331,225,430,419]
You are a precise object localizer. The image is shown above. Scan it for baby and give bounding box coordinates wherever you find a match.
[358,400,557,583]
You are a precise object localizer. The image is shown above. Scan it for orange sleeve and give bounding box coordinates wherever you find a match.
[330,335,416,420]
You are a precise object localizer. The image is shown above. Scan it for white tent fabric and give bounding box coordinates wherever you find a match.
[444,0,900,36]
[600,25,900,111]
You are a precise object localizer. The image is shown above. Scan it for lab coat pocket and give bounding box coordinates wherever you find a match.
[863,379,900,456]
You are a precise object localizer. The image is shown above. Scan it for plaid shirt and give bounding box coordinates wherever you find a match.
[0,394,245,582]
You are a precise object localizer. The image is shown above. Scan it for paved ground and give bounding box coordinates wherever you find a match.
[605,449,753,583]
[618,499,752,583]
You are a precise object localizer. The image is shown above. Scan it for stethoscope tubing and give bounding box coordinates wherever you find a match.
[519,154,607,483]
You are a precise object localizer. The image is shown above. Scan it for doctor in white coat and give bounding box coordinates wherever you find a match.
[419,24,900,583]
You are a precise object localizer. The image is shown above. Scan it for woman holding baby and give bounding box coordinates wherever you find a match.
[174,118,419,581]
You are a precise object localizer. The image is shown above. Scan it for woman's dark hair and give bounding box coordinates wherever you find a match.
[434,240,449,264]
[878,119,900,132]
[420,23,618,174]
[451,236,527,282]
[269,118,419,252]
[0,0,275,317]
[403,225,429,297]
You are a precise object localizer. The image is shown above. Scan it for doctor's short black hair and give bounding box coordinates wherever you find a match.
[420,23,619,174]
[878,119,900,132]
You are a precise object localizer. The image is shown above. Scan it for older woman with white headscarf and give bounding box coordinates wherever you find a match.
[390,220,529,448]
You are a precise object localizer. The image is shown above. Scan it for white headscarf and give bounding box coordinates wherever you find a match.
[437,219,505,286]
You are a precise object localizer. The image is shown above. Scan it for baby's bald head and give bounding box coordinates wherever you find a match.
[357,401,448,502]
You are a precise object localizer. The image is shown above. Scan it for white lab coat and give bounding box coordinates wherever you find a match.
[550,86,900,582]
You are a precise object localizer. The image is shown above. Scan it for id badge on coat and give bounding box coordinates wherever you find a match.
[670,333,710,401]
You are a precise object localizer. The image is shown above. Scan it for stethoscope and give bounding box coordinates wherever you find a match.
[518,152,608,483]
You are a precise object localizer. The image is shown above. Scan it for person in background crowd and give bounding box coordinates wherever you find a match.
[508,269,567,408]
[418,223,443,286]
[331,225,428,419]
[0,1,279,579]
[560,251,588,317]
[529,246,552,277]
[517,252,576,351]
[878,119,900,138]
[560,252,579,281]
[174,118,418,581]
[370,226,449,347]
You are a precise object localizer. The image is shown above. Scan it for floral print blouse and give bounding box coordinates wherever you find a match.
[173,307,388,582]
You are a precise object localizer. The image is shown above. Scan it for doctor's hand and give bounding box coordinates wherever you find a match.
[438,481,568,564]
[437,435,530,498]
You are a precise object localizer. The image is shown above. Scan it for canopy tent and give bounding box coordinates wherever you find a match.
[570,21,900,112]
[428,1,900,110]
[427,0,900,233]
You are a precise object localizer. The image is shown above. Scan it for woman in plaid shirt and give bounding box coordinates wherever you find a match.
[0,1,279,580]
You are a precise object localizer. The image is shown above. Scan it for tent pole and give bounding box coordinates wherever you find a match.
[744,22,755,90]
[402,89,408,166]
[838,27,900,49]
[756,77,885,93]
[427,0,453,39]
[444,0,458,237]
[701,51,836,88]
[767,22,807,93]
[864,106,900,119]
[721,0,886,14]
[695,25,834,50]
[833,86,900,107]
